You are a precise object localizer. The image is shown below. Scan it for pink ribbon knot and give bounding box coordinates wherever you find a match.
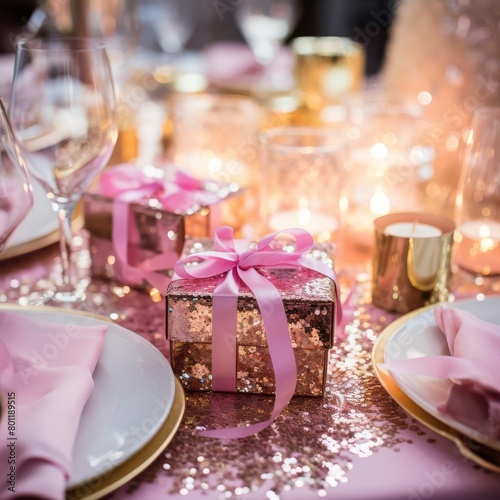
[173,226,342,439]
[98,163,221,292]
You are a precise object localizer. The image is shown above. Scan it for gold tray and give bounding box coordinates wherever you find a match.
[372,306,500,473]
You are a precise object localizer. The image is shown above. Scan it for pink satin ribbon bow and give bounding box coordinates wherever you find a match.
[99,164,220,292]
[174,226,342,439]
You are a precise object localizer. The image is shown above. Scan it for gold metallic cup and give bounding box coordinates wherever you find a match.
[372,213,456,313]
[292,37,365,111]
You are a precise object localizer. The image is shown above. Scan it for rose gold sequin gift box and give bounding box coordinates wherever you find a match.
[83,164,241,291]
[167,239,337,396]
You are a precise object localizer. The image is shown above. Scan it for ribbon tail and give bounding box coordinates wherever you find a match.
[139,270,171,295]
[211,268,239,393]
[135,251,180,294]
[200,267,296,439]
[112,189,179,292]
[112,197,144,287]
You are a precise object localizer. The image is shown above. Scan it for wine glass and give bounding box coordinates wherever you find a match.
[0,97,33,255]
[139,0,199,57]
[454,107,500,279]
[9,37,117,303]
[235,0,298,66]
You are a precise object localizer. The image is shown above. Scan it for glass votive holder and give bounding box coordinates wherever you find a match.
[341,143,435,247]
[372,212,455,314]
[292,37,365,111]
[171,94,264,232]
[171,93,264,189]
[340,91,434,247]
[258,127,345,243]
[454,107,500,277]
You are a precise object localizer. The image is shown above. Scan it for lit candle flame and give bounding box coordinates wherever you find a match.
[479,224,495,252]
[208,157,223,173]
[370,143,389,161]
[369,191,391,215]
[479,225,490,238]
[298,207,312,225]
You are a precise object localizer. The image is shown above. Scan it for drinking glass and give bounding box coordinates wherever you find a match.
[259,127,345,244]
[172,94,263,189]
[455,107,500,277]
[0,98,33,254]
[235,0,298,66]
[139,0,199,56]
[172,94,263,233]
[9,37,117,302]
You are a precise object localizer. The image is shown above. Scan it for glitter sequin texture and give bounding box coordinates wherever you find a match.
[129,280,438,498]
[167,259,336,396]
[2,233,494,499]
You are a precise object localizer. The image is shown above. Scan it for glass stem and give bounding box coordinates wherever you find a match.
[56,202,76,293]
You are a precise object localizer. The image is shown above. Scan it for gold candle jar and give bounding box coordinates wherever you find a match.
[372,213,456,313]
[292,37,365,111]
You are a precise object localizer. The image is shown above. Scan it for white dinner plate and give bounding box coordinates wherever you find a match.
[0,305,176,488]
[1,175,61,261]
[384,296,500,451]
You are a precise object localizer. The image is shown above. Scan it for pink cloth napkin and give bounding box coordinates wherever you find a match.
[381,306,500,439]
[0,311,107,500]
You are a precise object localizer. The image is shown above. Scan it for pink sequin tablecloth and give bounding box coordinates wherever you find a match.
[1,234,500,500]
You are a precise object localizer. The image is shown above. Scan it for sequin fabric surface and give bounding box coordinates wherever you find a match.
[1,233,498,499]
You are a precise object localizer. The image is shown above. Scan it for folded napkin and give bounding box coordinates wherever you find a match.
[381,306,500,439]
[0,311,107,500]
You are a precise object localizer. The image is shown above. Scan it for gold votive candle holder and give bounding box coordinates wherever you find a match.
[292,37,365,111]
[372,212,456,313]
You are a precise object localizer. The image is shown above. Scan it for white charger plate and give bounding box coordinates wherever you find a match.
[0,305,176,488]
[383,296,500,451]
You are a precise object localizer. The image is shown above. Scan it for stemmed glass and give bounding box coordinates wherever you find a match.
[139,0,199,57]
[235,0,298,66]
[9,37,117,303]
[0,98,33,255]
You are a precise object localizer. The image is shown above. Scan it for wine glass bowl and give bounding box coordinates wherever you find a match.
[0,98,33,255]
[235,0,298,66]
[9,37,117,303]
[139,0,199,57]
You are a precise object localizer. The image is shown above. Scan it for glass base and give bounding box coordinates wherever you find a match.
[18,278,113,313]
[53,289,86,303]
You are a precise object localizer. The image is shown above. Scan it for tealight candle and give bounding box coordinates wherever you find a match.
[372,212,455,313]
[384,222,443,238]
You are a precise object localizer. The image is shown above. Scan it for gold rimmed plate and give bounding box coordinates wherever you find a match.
[0,304,185,498]
[372,297,500,472]
[66,378,185,500]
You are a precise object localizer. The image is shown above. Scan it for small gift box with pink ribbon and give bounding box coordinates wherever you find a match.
[83,163,240,292]
[167,227,341,437]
